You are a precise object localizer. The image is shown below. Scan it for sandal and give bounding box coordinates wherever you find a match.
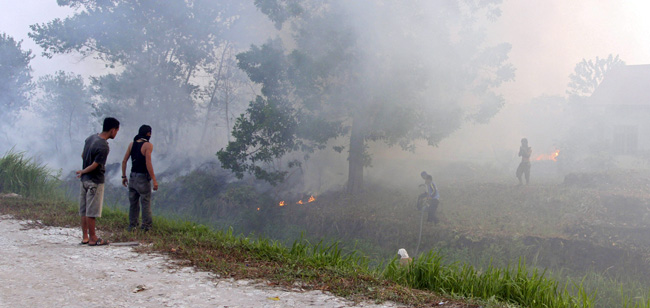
[80,240,89,245]
[89,238,109,246]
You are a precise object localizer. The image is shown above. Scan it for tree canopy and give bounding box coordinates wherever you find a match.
[218,0,515,192]
[0,33,34,122]
[567,54,624,100]
[29,0,246,155]
[36,71,93,154]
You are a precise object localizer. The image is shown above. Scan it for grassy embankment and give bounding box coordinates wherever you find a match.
[0,150,600,308]
[132,166,650,308]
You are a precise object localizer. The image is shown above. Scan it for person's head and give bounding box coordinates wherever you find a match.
[102,117,120,139]
[421,171,428,179]
[134,124,152,141]
[139,124,152,137]
[521,138,528,146]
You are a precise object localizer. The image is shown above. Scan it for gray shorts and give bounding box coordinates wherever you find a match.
[79,180,104,217]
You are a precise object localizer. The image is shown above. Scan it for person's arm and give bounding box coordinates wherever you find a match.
[78,143,108,178]
[432,182,439,199]
[143,143,158,191]
[76,162,100,178]
[425,179,434,197]
[121,142,133,187]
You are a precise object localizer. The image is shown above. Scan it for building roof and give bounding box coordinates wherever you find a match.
[590,64,650,106]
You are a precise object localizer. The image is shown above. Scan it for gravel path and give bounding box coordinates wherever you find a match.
[0,216,401,308]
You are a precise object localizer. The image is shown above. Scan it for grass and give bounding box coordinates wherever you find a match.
[252,179,650,308]
[384,253,594,308]
[0,196,595,308]
[0,197,478,308]
[0,151,610,307]
[0,149,62,199]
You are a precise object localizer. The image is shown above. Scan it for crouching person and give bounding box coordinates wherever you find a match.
[398,248,412,267]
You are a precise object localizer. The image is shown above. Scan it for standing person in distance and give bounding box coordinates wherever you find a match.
[77,117,120,246]
[417,171,440,224]
[516,138,532,186]
[121,125,158,232]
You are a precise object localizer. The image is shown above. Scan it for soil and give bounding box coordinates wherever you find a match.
[0,216,402,308]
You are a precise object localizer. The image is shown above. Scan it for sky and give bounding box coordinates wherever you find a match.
[492,1,650,103]
[2,0,650,164]
[0,1,99,77]
[430,0,650,162]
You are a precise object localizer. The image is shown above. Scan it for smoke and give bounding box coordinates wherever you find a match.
[1,0,650,188]
[0,1,277,181]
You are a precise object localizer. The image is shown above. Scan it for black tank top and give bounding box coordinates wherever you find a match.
[130,141,149,175]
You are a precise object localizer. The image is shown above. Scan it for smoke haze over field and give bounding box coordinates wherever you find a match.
[2,0,650,188]
[7,3,650,306]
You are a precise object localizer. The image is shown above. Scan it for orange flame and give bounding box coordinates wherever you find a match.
[257,207,260,211]
[297,200,304,204]
[308,195,316,202]
[279,201,285,207]
[535,150,560,162]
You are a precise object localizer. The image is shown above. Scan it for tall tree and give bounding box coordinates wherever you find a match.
[218,0,515,193]
[29,0,246,155]
[36,71,93,154]
[566,54,624,100]
[0,33,34,123]
[197,43,252,156]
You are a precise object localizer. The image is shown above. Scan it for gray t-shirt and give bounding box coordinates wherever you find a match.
[81,134,110,184]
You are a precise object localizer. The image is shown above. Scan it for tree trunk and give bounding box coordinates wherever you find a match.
[199,44,230,149]
[347,117,364,194]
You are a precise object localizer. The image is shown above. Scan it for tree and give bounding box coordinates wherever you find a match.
[36,71,93,154]
[29,0,247,155]
[0,33,34,123]
[566,54,624,100]
[218,0,514,193]
[197,43,253,156]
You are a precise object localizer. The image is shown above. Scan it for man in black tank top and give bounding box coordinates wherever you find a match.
[121,125,158,231]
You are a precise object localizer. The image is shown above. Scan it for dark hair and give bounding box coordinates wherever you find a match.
[134,124,152,141]
[102,117,120,132]
[521,138,528,145]
[138,125,152,136]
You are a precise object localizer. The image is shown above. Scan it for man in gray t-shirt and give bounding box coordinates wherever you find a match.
[76,117,120,246]
[81,134,109,184]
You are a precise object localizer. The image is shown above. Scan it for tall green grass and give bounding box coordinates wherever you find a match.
[0,149,62,198]
[572,270,650,308]
[148,217,596,307]
[384,252,594,308]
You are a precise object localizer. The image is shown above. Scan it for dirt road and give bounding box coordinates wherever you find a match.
[0,216,400,308]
